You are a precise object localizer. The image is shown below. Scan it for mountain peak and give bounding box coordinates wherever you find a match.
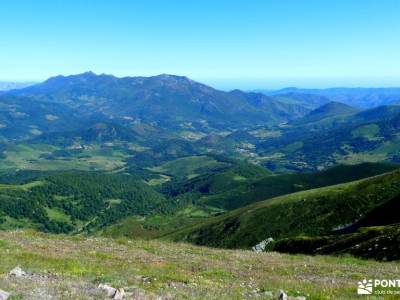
[312,101,358,114]
[48,71,96,80]
[65,71,115,80]
[292,101,359,125]
[154,73,187,79]
[44,72,195,88]
[151,74,194,84]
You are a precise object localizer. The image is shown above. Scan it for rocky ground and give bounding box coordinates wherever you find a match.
[0,230,399,299]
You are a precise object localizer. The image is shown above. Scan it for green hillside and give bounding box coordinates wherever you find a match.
[272,192,400,260]
[292,101,359,126]
[168,169,400,249]
[258,106,400,171]
[0,172,172,233]
[2,162,391,241]
[162,162,398,210]
[273,224,400,261]
[149,155,231,180]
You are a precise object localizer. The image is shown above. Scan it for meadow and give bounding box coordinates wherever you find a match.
[0,230,398,299]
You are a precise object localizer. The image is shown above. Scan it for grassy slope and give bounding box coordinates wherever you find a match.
[290,101,359,127]
[0,230,399,299]
[272,193,400,260]
[168,170,400,249]
[149,155,230,180]
[100,163,398,241]
[170,162,398,210]
[99,205,226,240]
[273,224,400,261]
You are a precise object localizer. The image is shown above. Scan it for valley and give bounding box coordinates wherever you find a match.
[0,73,400,299]
[0,73,400,246]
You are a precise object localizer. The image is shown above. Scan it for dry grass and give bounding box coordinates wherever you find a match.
[0,230,399,299]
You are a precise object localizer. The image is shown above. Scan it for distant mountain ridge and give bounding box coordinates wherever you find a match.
[256,87,400,108]
[10,72,310,132]
[0,81,35,91]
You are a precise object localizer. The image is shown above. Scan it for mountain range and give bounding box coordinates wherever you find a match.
[0,72,400,263]
[1,72,399,173]
[8,72,309,136]
[257,87,400,108]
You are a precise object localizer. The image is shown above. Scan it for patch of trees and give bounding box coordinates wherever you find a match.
[0,171,175,234]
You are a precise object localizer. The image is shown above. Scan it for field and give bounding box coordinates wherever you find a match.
[100,205,226,240]
[0,230,399,299]
[0,144,126,172]
[149,156,229,180]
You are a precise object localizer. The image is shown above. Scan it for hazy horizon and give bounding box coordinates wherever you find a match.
[1,73,400,91]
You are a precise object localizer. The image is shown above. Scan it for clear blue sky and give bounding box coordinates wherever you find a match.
[1,0,399,89]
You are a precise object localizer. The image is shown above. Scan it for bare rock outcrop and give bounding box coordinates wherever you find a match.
[252,237,274,252]
[9,266,27,278]
[0,289,10,300]
[98,283,125,299]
